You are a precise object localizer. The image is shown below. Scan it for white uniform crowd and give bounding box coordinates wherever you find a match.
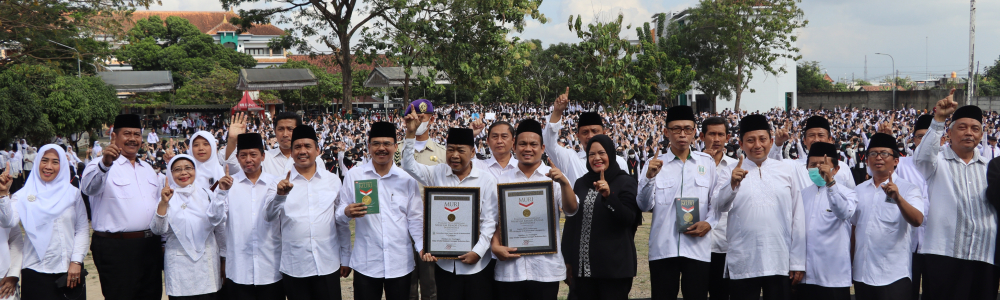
[0,89,999,300]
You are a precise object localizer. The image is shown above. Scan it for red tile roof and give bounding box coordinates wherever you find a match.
[823,73,833,83]
[127,11,286,36]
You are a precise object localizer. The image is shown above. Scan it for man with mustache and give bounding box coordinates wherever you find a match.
[915,89,999,300]
[889,114,934,300]
[400,105,499,300]
[224,112,324,177]
[81,114,164,300]
[473,121,518,180]
[700,116,739,300]
[336,122,424,300]
[772,116,858,189]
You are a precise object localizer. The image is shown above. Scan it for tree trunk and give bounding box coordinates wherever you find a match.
[339,31,353,119]
[403,72,411,103]
[734,67,743,111]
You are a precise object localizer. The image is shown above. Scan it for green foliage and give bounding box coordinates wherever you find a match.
[116,16,257,87]
[634,14,696,103]
[976,57,1000,96]
[797,61,833,93]
[0,64,119,145]
[173,65,241,105]
[563,13,643,109]
[674,0,806,110]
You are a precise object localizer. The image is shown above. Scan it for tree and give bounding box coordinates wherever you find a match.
[666,16,735,112]
[634,13,697,103]
[564,13,643,109]
[116,16,258,87]
[679,0,806,110]
[797,61,833,93]
[173,65,241,105]
[271,60,342,109]
[0,64,119,145]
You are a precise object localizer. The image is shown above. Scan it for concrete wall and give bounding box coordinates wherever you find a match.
[970,97,1000,112]
[797,90,968,111]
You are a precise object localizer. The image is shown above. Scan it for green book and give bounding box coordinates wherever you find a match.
[354,179,379,214]
[675,197,699,232]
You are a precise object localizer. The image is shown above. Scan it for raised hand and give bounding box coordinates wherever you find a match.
[277,171,294,196]
[218,165,234,191]
[817,155,836,184]
[645,156,663,179]
[934,88,958,122]
[731,155,749,190]
[102,141,121,167]
[553,87,570,112]
[774,121,792,145]
[164,138,177,162]
[594,169,610,197]
[228,112,248,140]
[0,162,11,196]
[545,158,569,185]
[161,177,174,203]
[881,176,899,202]
[404,104,421,135]
[471,119,486,137]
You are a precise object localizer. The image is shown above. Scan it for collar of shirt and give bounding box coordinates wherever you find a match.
[290,166,324,181]
[235,171,273,186]
[446,163,482,181]
[512,163,548,179]
[664,149,693,162]
[359,161,405,179]
[858,172,899,190]
[942,144,990,165]
[116,155,142,167]
[486,155,519,170]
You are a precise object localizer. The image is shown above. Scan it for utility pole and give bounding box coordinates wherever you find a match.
[864,55,867,82]
[968,0,976,99]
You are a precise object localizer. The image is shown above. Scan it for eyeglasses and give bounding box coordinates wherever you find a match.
[171,166,195,173]
[369,141,395,149]
[667,127,696,134]
[869,152,894,159]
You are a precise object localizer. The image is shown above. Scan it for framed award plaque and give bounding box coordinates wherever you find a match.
[423,186,481,259]
[497,181,557,255]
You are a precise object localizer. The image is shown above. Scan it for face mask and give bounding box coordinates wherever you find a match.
[808,167,827,187]
[415,121,429,135]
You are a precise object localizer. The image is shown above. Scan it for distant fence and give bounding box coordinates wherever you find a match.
[797,90,1000,112]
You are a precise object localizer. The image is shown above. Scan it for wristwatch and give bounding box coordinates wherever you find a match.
[826,180,836,187]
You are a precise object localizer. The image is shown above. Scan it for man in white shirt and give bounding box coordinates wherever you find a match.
[700,116,739,300]
[892,114,933,300]
[264,125,351,300]
[401,107,498,300]
[489,119,579,300]
[848,133,925,300]
[147,130,159,145]
[80,114,163,300]
[794,142,856,300]
[224,112,323,178]
[337,122,424,300]
[209,133,285,300]
[772,116,857,189]
[916,90,998,300]
[717,114,805,300]
[473,121,518,180]
[637,106,717,300]
[544,89,628,187]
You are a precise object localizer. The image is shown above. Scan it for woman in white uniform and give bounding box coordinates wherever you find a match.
[0,144,90,299]
[151,154,223,299]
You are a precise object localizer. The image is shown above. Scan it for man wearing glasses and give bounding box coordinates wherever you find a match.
[638,106,718,300]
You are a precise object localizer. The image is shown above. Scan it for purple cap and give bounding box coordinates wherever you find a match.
[405,99,434,115]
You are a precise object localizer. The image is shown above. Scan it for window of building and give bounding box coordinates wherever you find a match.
[245,48,268,56]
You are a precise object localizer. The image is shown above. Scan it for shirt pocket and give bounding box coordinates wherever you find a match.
[111,176,133,200]
[654,175,677,205]
[391,194,408,222]
[875,202,901,233]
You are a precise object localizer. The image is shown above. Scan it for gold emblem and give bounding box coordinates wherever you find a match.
[362,195,372,205]
[430,156,438,162]
[27,195,35,202]
[419,102,428,113]
[447,214,456,222]
[523,209,531,217]
[683,212,693,223]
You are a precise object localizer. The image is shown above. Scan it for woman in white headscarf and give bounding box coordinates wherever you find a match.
[151,154,222,299]
[187,131,227,187]
[90,141,102,161]
[0,144,90,299]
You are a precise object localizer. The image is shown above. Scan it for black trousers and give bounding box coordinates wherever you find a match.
[854,278,911,300]
[21,268,84,300]
[91,233,163,300]
[922,254,1000,300]
[410,250,437,300]
[169,292,218,300]
[496,280,559,300]
[910,252,924,300]
[709,252,730,300]
[224,278,285,300]
[729,275,791,300]
[282,272,342,300]
[791,284,850,300]
[649,257,710,300]
[572,277,632,300]
[354,271,412,300]
[434,260,495,300]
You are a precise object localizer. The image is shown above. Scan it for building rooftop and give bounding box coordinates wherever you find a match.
[127,11,286,36]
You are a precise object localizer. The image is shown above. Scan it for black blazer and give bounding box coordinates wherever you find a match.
[561,173,640,279]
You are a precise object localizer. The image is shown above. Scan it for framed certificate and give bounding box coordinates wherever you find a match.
[424,186,481,259]
[497,181,557,255]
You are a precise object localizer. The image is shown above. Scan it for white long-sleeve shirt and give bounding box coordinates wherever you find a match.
[850,174,924,286]
[801,184,856,288]
[473,156,519,181]
[335,162,423,279]
[637,151,719,263]
[400,138,498,275]
[150,193,222,296]
[494,164,577,282]
[0,194,76,274]
[543,120,628,187]
[716,158,805,280]
[81,156,161,232]
[264,167,349,278]
[711,155,738,254]
[207,172,283,285]
[894,156,929,253]
[915,120,995,264]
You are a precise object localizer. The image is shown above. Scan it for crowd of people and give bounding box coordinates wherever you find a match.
[0,88,1000,300]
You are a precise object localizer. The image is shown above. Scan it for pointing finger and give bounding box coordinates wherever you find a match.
[164,177,169,189]
[737,155,744,168]
[225,164,229,176]
[564,86,569,96]
[600,168,605,182]
[286,171,291,181]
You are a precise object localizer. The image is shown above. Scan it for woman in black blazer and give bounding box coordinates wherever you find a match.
[562,134,641,300]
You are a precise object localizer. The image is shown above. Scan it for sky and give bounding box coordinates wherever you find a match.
[147,0,1000,83]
